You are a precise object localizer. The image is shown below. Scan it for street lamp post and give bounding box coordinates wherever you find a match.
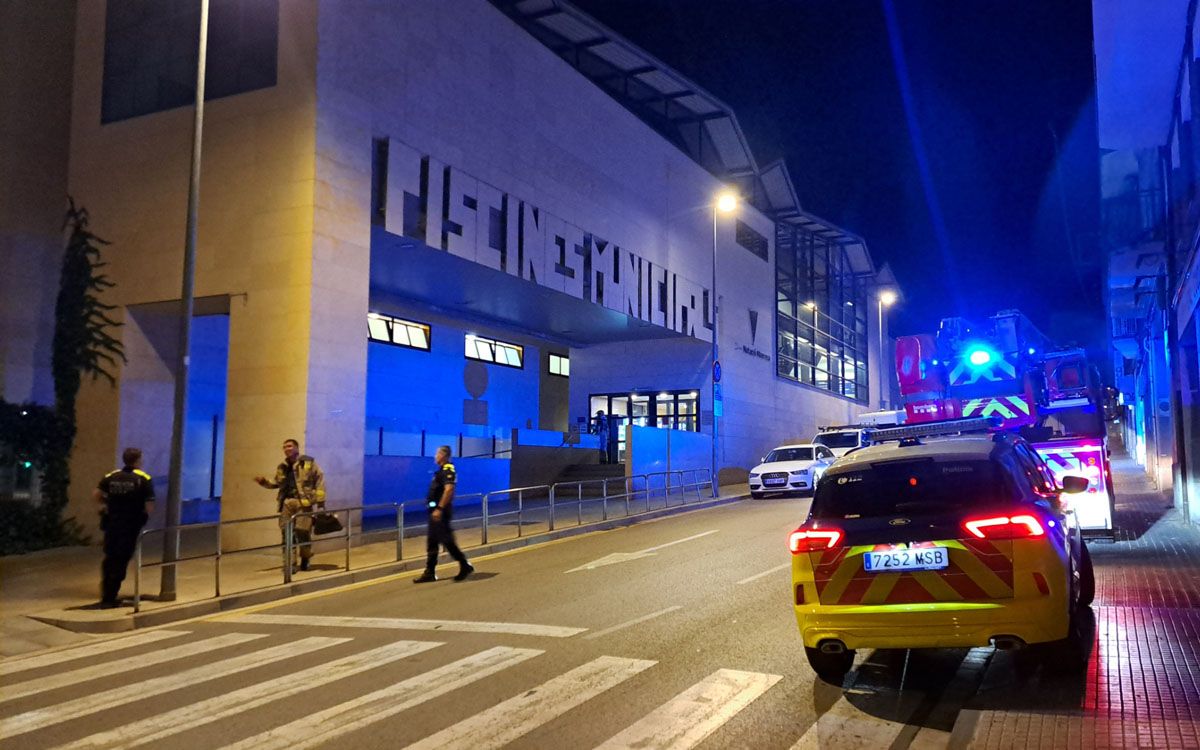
[877,290,897,408]
[161,0,210,600]
[711,190,738,497]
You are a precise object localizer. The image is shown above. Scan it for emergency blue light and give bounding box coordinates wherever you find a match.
[968,348,992,366]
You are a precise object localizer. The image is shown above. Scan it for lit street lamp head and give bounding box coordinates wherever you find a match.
[715,191,739,214]
[879,289,898,307]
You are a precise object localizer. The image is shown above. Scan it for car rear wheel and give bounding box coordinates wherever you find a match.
[1078,542,1095,607]
[805,646,854,683]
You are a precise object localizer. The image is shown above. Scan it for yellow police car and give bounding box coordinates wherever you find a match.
[789,418,1094,680]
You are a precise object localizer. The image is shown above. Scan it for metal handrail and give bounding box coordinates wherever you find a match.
[134,502,408,612]
[130,467,714,612]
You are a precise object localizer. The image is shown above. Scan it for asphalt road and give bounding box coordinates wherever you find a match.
[1,495,1048,749]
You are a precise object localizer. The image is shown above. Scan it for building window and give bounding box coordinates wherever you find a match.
[736,220,769,262]
[549,353,570,377]
[775,223,869,402]
[371,138,388,227]
[102,0,280,124]
[367,313,430,351]
[466,334,524,368]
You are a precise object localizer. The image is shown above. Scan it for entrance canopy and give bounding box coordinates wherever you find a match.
[369,228,688,346]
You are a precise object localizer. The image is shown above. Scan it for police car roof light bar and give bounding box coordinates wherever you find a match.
[866,417,1002,443]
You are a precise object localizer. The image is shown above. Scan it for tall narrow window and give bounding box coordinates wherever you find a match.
[549,353,570,377]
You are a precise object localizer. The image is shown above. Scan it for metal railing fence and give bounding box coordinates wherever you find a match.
[131,468,713,612]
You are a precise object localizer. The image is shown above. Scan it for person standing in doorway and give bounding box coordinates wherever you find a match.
[255,438,325,571]
[414,445,473,583]
[593,409,610,464]
[93,448,155,608]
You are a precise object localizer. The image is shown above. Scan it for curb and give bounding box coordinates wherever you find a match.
[30,492,749,634]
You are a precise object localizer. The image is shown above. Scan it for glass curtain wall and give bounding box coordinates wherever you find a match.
[776,224,870,402]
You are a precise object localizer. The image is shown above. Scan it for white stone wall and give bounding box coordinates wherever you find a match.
[318,0,880,481]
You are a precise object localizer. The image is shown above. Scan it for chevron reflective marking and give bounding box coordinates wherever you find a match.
[594,669,781,750]
[962,396,1028,420]
[405,655,657,750]
[0,632,264,704]
[0,636,346,740]
[0,630,191,678]
[948,356,1016,385]
[219,646,543,750]
[52,640,443,750]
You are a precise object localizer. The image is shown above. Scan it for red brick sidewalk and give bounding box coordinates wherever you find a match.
[965,454,1200,749]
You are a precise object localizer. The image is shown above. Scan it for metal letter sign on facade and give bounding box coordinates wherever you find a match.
[713,360,722,383]
[384,138,714,343]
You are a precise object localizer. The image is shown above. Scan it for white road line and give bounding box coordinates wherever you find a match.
[0,632,264,703]
[52,640,442,750]
[405,655,657,750]
[229,613,587,638]
[566,531,720,572]
[0,630,190,677]
[788,696,909,749]
[594,668,782,750]
[0,636,346,740]
[219,646,543,750]
[642,530,719,553]
[584,606,682,640]
[736,562,790,585]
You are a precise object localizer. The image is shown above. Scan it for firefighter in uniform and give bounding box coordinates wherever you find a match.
[254,438,326,571]
[93,447,155,608]
[414,445,474,583]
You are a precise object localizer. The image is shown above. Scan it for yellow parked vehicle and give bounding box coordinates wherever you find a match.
[789,419,1094,680]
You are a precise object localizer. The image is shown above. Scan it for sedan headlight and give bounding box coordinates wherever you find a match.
[789,469,809,476]
[749,472,760,479]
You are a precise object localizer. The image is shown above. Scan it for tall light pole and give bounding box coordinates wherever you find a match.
[161,0,210,600]
[877,290,897,409]
[711,190,738,497]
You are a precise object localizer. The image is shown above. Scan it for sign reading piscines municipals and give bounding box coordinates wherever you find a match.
[379,137,715,343]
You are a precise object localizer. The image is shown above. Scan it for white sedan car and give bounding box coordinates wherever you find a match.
[749,444,836,498]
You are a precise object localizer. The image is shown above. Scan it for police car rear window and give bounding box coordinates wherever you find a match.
[811,459,1018,519]
[814,432,859,449]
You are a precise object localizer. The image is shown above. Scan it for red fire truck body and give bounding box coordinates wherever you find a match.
[895,311,1115,537]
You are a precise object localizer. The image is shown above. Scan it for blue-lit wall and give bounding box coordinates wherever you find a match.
[365,309,544,438]
[364,304,559,501]
[183,315,229,500]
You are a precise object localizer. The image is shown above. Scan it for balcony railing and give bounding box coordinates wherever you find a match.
[1103,189,1165,249]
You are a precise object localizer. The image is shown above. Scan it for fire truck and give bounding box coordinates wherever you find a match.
[895,310,1115,538]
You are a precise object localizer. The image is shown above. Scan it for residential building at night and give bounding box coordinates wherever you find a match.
[1097,0,1199,523]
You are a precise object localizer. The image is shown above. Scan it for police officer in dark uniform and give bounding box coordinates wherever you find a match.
[413,445,473,583]
[92,447,155,608]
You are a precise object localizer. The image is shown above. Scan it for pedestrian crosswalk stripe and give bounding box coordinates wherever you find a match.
[51,640,443,750]
[594,668,782,750]
[0,636,347,741]
[219,646,543,750]
[0,630,190,678]
[788,695,908,749]
[229,613,587,638]
[0,632,264,704]
[405,655,657,750]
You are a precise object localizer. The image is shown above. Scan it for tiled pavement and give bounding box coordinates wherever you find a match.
[965,453,1200,749]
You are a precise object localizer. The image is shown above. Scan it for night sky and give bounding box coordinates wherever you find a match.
[570,0,1103,354]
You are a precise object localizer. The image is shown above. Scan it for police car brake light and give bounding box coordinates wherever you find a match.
[789,527,842,553]
[962,514,1044,540]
